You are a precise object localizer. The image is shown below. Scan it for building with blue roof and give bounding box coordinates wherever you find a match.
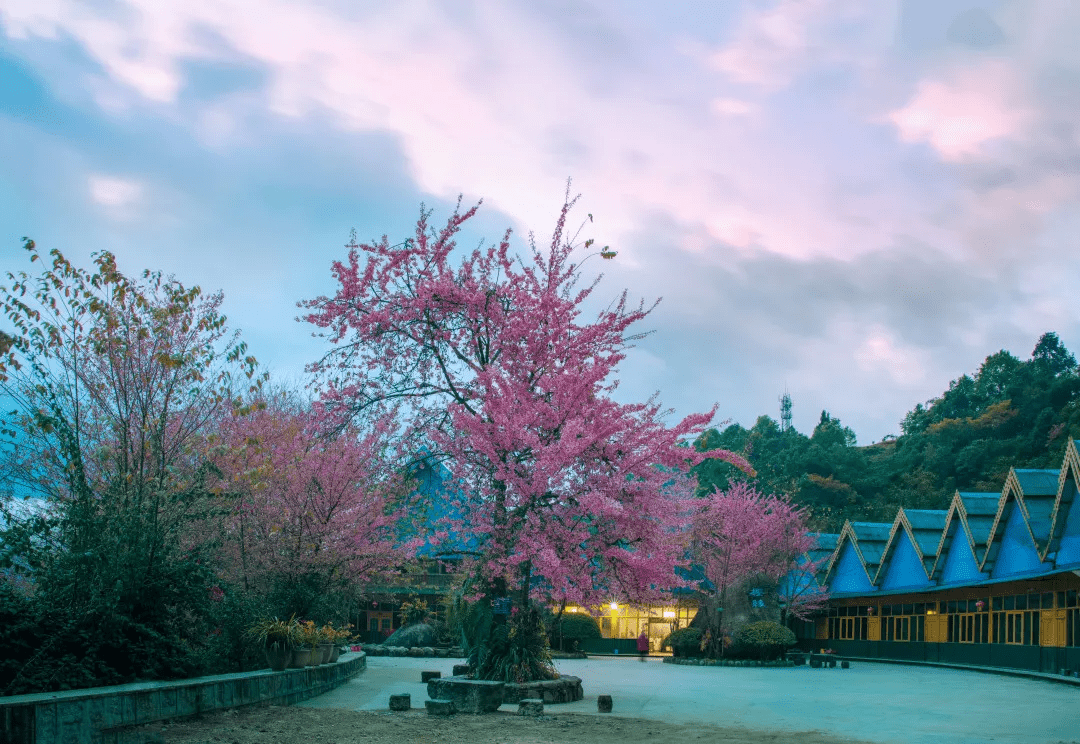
[809,440,1080,673]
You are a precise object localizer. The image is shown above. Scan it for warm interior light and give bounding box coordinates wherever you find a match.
[568,607,578,613]
[609,602,619,611]
[926,609,936,615]
[663,610,676,618]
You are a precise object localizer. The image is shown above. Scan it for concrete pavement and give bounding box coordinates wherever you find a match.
[299,655,1079,744]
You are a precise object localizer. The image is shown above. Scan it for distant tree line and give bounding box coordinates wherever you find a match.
[693,332,1080,532]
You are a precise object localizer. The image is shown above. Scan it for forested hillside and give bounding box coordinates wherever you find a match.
[693,332,1080,532]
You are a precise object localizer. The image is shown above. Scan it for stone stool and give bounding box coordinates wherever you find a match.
[425,699,455,716]
[421,671,441,683]
[452,664,471,676]
[518,698,544,716]
[597,695,613,713]
[841,660,850,669]
[389,693,411,711]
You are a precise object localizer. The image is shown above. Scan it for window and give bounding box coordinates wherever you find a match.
[993,610,1038,645]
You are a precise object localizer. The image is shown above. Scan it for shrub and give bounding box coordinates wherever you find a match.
[733,621,796,661]
[548,613,601,651]
[477,607,557,683]
[662,627,704,657]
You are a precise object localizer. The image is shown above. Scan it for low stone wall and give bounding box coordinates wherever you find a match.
[0,652,366,744]
[663,657,795,668]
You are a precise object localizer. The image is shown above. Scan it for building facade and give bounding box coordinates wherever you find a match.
[807,439,1080,673]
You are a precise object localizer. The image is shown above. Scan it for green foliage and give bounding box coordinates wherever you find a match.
[397,595,430,626]
[475,607,557,683]
[732,621,796,661]
[693,332,1080,531]
[661,627,704,658]
[547,612,601,651]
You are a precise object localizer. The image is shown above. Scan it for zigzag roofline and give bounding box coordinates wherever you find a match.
[819,441,1080,594]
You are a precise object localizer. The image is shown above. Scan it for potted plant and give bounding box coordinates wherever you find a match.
[324,622,355,662]
[245,617,300,672]
[298,620,323,665]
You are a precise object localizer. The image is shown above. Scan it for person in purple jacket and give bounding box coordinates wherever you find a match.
[637,630,649,661]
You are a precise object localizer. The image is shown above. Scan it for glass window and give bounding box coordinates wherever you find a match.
[1028,593,1040,610]
[914,603,925,614]
[1031,612,1039,646]
[1016,594,1028,610]
[992,596,1003,611]
[1067,590,1078,608]
[1005,595,1015,611]
[940,601,948,614]
[881,605,891,616]
[381,618,391,630]
[903,604,914,615]
[892,604,903,616]
[1057,592,1065,609]
[1042,592,1054,609]
[948,600,958,613]
[978,598,989,612]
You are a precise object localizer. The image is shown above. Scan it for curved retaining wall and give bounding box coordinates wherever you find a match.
[0,652,366,744]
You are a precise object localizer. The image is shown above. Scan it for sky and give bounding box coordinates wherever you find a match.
[1,0,1078,444]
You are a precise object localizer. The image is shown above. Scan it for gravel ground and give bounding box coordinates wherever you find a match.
[151,705,875,744]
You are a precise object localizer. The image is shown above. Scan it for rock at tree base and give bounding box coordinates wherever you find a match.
[518,699,544,716]
[427,677,505,714]
[425,699,455,716]
[421,670,441,683]
[597,695,613,713]
[389,693,411,711]
[452,664,471,676]
[841,660,850,669]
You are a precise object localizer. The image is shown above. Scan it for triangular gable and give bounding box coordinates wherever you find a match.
[939,519,988,583]
[988,497,1050,578]
[984,468,1056,576]
[932,491,998,580]
[1050,440,1080,567]
[877,525,931,590]
[829,538,876,593]
[1045,440,1080,561]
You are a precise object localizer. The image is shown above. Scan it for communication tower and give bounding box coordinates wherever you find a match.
[779,391,793,433]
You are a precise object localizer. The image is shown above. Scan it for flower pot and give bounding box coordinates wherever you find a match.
[289,646,313,668]
[329,646,341,663]
[318,642,333,664]
[264,642,292,672]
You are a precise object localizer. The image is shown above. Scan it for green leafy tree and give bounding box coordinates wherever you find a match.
[0,240,263,692]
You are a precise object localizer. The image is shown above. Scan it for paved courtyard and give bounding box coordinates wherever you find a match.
[301,655,1078,744]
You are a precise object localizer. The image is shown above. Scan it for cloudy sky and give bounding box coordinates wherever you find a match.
[1,0,1078,443]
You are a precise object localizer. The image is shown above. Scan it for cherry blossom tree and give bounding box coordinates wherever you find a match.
[302,188,748,675]
[688,481,825,656]
[208,395,414,617]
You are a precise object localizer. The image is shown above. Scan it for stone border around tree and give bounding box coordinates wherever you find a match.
[663,657,796,667]
[501,675,583,704]
[361,645,463,658]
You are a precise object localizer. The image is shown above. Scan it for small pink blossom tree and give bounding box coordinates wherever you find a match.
[689,482,826,656]
[209,396,413,617]
[302,188,748,675]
